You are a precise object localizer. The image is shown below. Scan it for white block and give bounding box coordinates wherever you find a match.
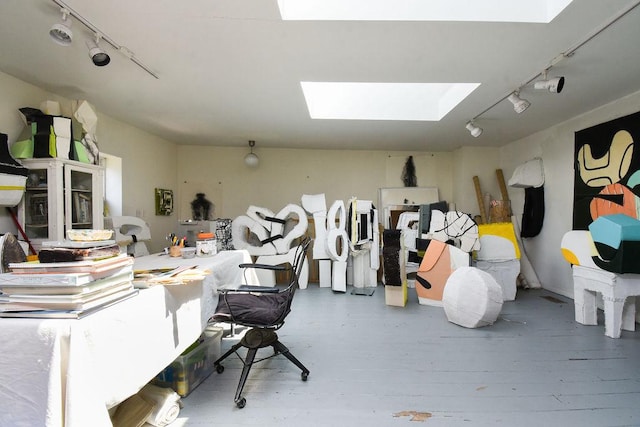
[475,259,519,301]
[443,267,503,328]
[40,100,61,116]
[318,259,332,288]
[385,285,407,307]
[351,251,377,288]
[332,261,347,293]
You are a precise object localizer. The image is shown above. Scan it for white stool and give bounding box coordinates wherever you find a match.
[572,265,639,338]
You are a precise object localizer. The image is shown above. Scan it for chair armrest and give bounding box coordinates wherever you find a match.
[217,284,280,293]
[239,263,289,271]
[236,285,280,293]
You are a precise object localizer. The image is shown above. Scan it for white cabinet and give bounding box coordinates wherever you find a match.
[17,158,104,249]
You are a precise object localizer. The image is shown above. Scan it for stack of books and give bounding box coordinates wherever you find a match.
[0,240,136,319]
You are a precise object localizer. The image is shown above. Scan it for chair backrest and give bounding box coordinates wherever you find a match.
[284,237,312,305]
[275,237,312,325]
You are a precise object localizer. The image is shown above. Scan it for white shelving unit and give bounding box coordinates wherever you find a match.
[17,158,104,250]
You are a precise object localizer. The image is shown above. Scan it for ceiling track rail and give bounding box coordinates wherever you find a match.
[50,0,159,79]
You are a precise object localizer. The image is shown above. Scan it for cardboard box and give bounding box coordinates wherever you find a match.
[153,327,222,397]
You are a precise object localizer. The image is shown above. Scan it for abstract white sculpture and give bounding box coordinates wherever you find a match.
[232,203,309,287]
[347,197,379,291]
[301,194,349,292]
[442,267,503,328]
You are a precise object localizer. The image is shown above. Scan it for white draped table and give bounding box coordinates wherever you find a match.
[0,250,254,427]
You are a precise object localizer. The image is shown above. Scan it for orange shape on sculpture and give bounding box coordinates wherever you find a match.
[416,240,452,304]
[590,183,638,221]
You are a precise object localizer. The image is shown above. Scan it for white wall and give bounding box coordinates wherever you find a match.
[452,146,502,219]
[175,147,455,220]
[95,115,177,253]
[499,89,640,298]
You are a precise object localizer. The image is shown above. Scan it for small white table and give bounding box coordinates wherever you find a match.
[0,250,254,427]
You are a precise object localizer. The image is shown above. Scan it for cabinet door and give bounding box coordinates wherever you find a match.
[22,168,49,240]
[64,163,104,231]
[19,161,64,243]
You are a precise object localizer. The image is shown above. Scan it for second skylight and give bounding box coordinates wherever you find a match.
[301,82,480,121]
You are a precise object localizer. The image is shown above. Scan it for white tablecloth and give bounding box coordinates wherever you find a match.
[0,250,254,427]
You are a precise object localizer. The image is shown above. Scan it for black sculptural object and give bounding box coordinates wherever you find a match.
[191,193,213,220]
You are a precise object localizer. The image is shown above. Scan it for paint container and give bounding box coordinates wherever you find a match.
[196,232,217,257]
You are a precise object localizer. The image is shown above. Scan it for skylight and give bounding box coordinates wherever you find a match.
[300,82,480,121]
[278,0,573,23]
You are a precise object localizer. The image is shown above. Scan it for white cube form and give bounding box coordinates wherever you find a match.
[385,285,407,307]
[318,259,332,288]
[443,267,504,328]
[332,261,347,293]
[475,259,519,301]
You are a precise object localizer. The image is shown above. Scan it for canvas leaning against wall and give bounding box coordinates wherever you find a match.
[573,110,640,230]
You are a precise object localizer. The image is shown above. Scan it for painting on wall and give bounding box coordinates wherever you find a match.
[573,111,640,230]
[155,188,173,216]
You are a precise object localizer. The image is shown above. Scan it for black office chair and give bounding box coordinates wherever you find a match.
[211,237,311,408]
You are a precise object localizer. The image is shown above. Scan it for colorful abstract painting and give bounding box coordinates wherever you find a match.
[573,111,640,230]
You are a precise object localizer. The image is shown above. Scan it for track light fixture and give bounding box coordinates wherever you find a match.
[86,34,110,66]
[48,0,158,78]
[507,92,531,114]
[534,70,565,93]
[49,8,73,46]
[465,121,483,138]
[244,140,259,168]
[464,2,637,137]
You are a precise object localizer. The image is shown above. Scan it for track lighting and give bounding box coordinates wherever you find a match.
[48,0,158,78]
[508,92,531,114]
[463,2,636,137]
[49,8,73,46]
[534,71,565,93]
[244,140,259,168]
[86,34,110,66]
[465,121,482,138]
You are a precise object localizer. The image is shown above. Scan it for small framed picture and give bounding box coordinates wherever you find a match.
[155,188,173,216]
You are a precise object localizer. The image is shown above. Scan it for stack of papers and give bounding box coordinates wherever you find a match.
[133,265,209,288]
[0,253,137,319]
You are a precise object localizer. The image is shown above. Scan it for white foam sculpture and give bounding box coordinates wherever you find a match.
[301,194,330,287]
[427,210,480,253]
[347,198,380,289]
[396,211,420,288]
[301,194,350,291]
[327,200,349,292]
[442,267,503,328]
[107,216,151,257]
[232,203,309,287]
[476,234,519,301]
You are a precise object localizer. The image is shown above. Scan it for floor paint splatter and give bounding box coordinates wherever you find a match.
[393,411,433,422]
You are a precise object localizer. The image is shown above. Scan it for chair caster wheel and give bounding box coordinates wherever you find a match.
[301,372,309,381]
[216,364,224,374]
[236,397,246,408]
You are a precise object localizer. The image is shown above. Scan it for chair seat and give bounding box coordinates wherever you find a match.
[212,291,289,326]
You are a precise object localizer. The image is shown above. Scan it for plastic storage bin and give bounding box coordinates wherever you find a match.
[153,327,222,396]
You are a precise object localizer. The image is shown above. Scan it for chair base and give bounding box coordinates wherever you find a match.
[214,328,310,408]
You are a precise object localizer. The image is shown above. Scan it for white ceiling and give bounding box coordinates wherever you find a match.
[1,0,639,152]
